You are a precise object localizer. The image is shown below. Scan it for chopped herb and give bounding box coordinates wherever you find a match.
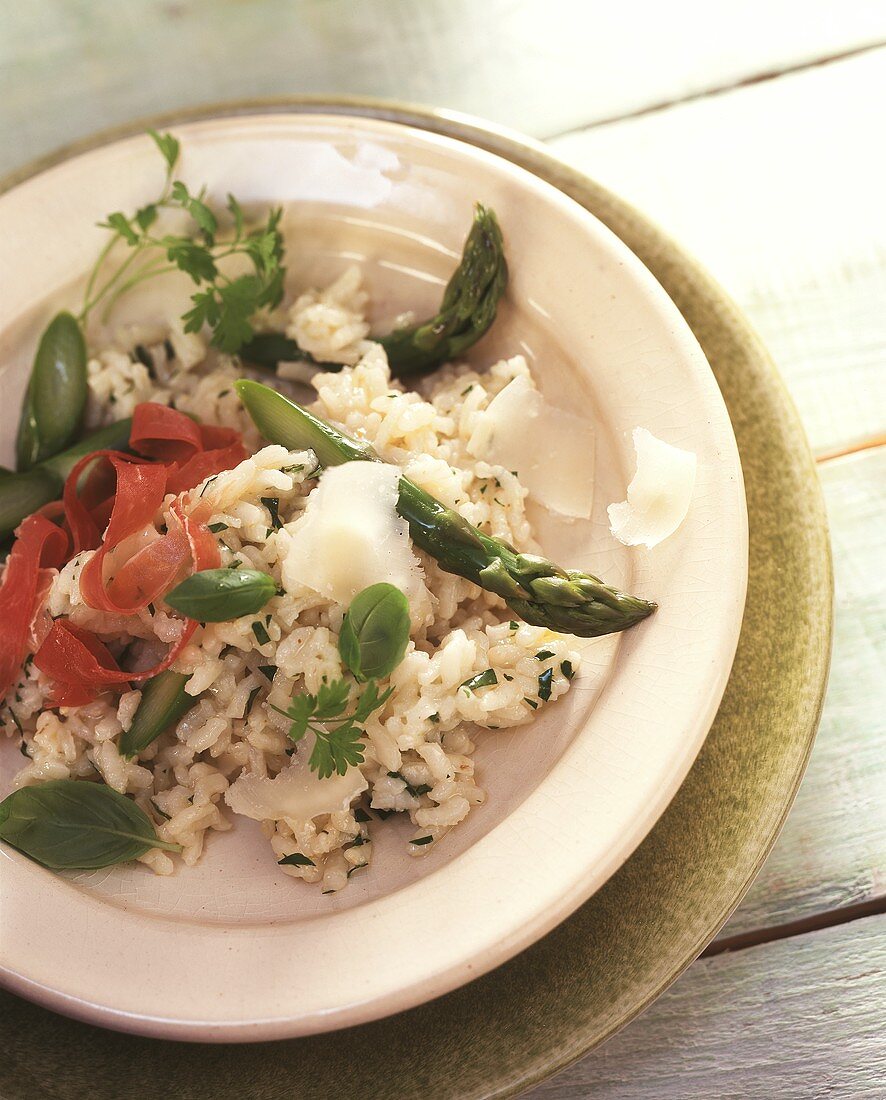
[479,484,487,494]
[251,621,271,646]
[199,474,218,498]
[535,649,555,661]
[372,808,396,820]
[133,344,154,372]
[258,664,276,681]
[411,835,433,846]
[524,698,538,710]
[428,712,440,723]
[246,686,262,714]
[280,463,305,474]
[538,667,553,702]
[460,669,498,692]
[147,603,156,615]
[388,771,432,798]
[461,384,474,396]
[503,673,513,682]
[261,496,283,530]
[494,497,504,506]
[228,558,242,569]
[346,834,368,848]
[354,807,372,823]
[150,799,171,821]
[509,621,518,630]
[561,660,575,680]
[18,740,30,757]
[208,521,228,533]
[278,852,315,867]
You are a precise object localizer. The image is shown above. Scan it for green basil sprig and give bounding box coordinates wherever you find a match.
[0,779,181,870]
[165,567,276,621]
[119,670,193,759]
[16,312,88,471]
[338,583,410,682]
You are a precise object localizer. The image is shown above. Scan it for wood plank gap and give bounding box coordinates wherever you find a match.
[704,894,886,957]
[815,436,886,464]
[542,40,886,140]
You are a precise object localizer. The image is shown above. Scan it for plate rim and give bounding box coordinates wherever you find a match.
[0,97,830,1099]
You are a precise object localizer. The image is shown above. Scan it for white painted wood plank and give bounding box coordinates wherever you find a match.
[528,914,886,1099]
[1,1,885,173]
[715,449,886,936]
[551,48,886,454]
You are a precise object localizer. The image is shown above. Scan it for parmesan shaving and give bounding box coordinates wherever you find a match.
[607,428,696,548]
[467,374,595,518]
[278,462,429,617]
[225,743,368,825]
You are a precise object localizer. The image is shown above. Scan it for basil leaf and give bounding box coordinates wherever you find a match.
[338,583,410,682]
[0,779,180,870]
[165,567,276,621]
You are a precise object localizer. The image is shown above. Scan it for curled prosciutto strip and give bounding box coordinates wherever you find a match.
[1,401,245,706]
[33,619,199,709]
[0,514,70,702]
[130,402,246,496]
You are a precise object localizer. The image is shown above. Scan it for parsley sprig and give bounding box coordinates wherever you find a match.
[271,678,392,780]
[78,130,285,353]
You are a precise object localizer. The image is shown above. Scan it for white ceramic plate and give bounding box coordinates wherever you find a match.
[0,114,747,1041]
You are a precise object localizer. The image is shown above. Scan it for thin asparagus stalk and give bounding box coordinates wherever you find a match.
[119,670,192,759]
[235,380,655,638]
[0,418,132,539]
[239,204,508,378]
[16,312,88,471]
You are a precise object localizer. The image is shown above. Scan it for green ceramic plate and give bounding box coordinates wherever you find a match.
[0,99,831,1100]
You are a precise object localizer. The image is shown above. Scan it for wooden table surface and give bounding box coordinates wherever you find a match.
[2,4,884,1096]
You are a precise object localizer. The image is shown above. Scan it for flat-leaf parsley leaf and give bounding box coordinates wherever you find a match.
[270,678,392,779]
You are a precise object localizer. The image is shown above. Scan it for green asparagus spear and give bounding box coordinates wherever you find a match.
[238,204,508,378]
[119,670,193,759]
[16,312,88,471]
[0,418,132,539]
[234,380,655,638]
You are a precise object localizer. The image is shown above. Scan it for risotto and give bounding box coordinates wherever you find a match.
[0,131,662,892]
[3,281,587,891]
